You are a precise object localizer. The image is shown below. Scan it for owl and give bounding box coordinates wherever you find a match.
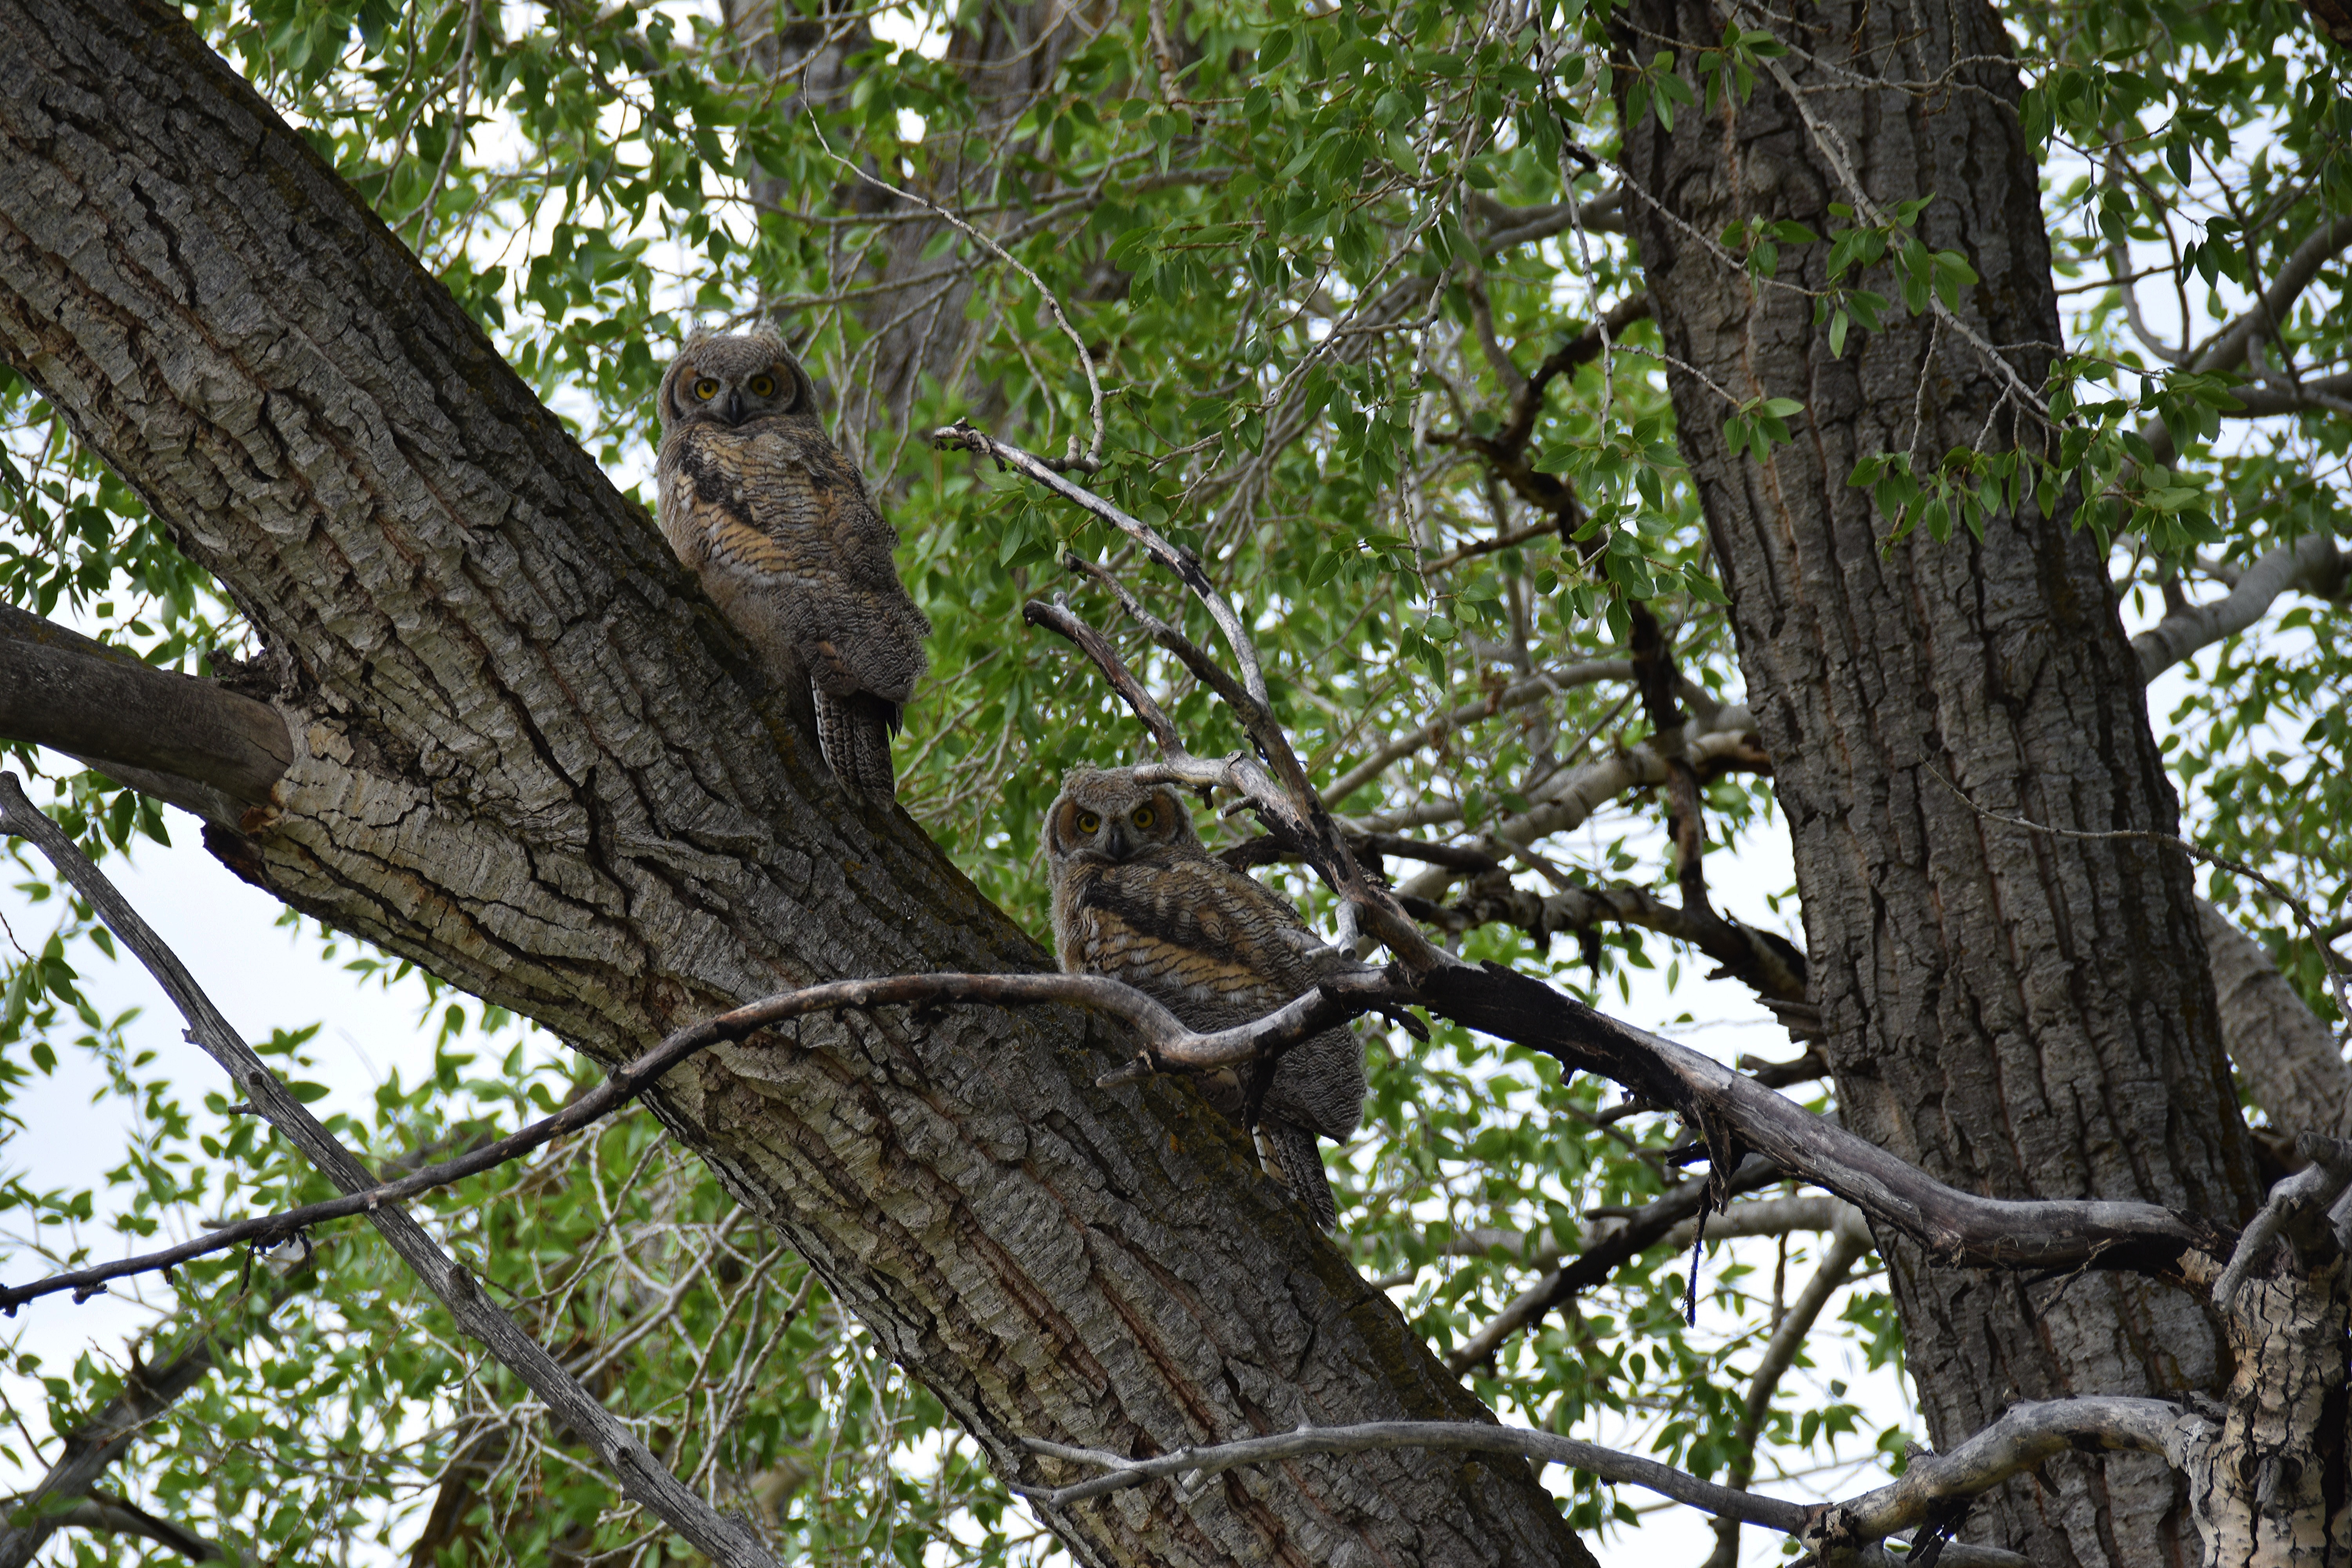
[656,329,930,797]
[1044,767,1367,1229]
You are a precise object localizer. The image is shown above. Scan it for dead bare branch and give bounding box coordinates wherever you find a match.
[1018,1394,2187,1568]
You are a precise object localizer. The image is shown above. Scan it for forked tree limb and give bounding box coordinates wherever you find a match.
[0,773,782,1568]
[2132,531,2347,682]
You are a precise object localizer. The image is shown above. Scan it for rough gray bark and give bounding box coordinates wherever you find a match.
[1616,1,2267,1563]
[0,602,289,820]
[0,0,1595,1563]
[2200,901,2352,1137]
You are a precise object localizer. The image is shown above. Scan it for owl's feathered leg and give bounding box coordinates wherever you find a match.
[1259,1120,1339,1230]
[812,687,900,798]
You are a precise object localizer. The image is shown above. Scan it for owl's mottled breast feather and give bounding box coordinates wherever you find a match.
[1054,858,1338,1027]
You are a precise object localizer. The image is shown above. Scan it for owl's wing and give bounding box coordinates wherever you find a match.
[661,425,927,703]
[1062,857,1343,1028]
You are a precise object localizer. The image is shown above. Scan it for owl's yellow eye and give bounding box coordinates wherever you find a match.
[748,373,778,398]
[1075,810,1102,834]
[692,378,719,401]
[1130,805,1155,829]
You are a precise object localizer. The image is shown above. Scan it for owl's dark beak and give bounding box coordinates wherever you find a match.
[722,388,745,425]
[1102,820,1129,859]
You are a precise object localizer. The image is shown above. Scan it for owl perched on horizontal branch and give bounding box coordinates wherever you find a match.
[656,329,929,798]
[1044,767,1368,1229]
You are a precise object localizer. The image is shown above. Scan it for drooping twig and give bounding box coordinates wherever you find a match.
[0,772,780,1568]
[0,967,1394,1310]
[815,145,1107,472]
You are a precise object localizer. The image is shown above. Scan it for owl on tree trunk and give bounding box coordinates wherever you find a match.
[656,329,929,798]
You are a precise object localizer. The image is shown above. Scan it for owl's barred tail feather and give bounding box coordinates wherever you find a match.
[1261,1121,1339,1231]
[813,688,900,798]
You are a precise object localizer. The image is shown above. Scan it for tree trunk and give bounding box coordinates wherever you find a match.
[0,0,1593,1562]
[1617,2,2267,1564]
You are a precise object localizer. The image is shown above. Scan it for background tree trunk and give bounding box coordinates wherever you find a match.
[1617,2,2266,1563]
[0,0,1595,1562]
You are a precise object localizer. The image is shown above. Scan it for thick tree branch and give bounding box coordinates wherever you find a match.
[1809,1398,2203,1555]
[2222,368,2352,418]
[2197,899,2352,1135]
[0,774,779,1568]
[1417,964,2226,1278]
[0,1334,220,1568]
[36,1494,221,1562]
[1400,878,1808,1005]
[2132,531,2347,681]
[0,605,289,822]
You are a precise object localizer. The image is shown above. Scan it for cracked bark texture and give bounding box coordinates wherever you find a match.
[1617,0,2265,1563]
[2181,1245,2352,1566]
[0,0,1596,1562]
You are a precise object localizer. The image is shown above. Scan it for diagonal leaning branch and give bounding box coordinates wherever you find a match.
[0,772,781,1568]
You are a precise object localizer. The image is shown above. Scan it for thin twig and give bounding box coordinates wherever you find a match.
[940,424,1267,702]
[0,967,1395,1309]
[813,137,1106,470]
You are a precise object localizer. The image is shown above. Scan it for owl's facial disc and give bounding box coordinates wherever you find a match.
[1061,802,1132,862]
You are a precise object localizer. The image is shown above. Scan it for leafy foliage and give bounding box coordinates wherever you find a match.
[0,0,2345,1558]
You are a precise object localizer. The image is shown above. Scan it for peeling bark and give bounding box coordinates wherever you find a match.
[0,0,1594,1562]
[1616,0,2266,1561]
[2179,1252,2351,1566]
